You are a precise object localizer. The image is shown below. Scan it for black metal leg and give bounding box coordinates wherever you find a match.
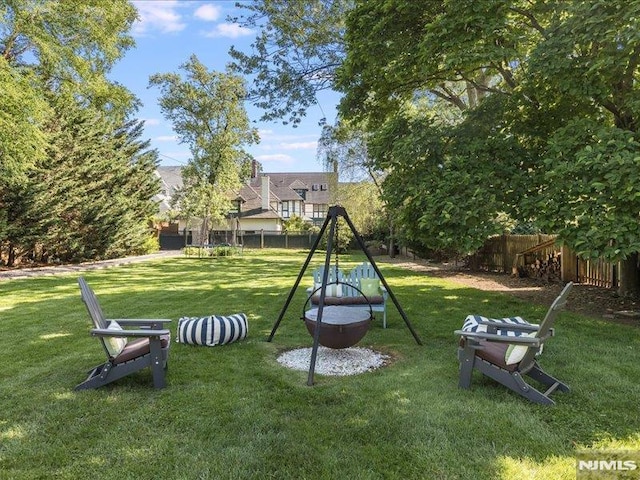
[307,213,338,386]
[267,213,332,342]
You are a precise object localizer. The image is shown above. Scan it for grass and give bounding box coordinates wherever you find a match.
[1,248,639,479]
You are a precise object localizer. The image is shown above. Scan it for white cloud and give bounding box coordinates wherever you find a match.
[131,1,186,36]
[279,141,317,151]
[142,118,161,126]
[258,131,318,142]
[202,23,253,39]
[194,4,222,21]
[154,135,178,142]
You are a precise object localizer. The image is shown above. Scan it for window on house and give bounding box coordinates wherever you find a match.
[312,184,319,191]
[281,202,289,217]
[320,184,327,191]
[313,204,328,218]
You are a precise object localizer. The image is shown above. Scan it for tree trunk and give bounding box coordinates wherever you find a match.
[201,216,210,246]
[7,244,15,267]
[618,252,640,297]
[388,221,395,259]
[231,217,238,246]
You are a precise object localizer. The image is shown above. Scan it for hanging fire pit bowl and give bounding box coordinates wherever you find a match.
[303,306,372,349]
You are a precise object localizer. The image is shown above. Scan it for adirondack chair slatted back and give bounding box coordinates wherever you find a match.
[343,262,379,297]
[518,282,573,369]
[312,265,343,286]
[78,277,112,358]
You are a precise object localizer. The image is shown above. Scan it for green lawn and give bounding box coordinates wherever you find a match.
[1,249,639,479]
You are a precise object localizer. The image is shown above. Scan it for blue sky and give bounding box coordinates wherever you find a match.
[109,0,339,172]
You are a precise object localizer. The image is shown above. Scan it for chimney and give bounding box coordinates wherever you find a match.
[251,159,258,179]
[261,175,270,211]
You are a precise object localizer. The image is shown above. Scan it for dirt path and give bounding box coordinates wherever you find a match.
[0,251,181,281]
[377,255,640,324]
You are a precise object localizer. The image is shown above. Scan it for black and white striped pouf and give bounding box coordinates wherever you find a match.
[177,313,248,346]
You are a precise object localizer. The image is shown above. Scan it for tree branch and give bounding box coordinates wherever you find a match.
[430,85,467,111]
[493,63,518,90]
[509,6,548,39]
[2,30,20,61]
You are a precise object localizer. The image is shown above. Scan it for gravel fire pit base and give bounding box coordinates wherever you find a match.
[277,346,390,376]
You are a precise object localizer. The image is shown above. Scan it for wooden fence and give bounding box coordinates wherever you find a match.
[159,229,319,250]
[468,234,619,288]
[563,253,617,288]
[467,234,557,273]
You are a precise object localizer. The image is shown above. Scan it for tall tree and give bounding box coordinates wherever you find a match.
[520,1,640,295]
[0,56,50,251]
[1,0,151,265]
[149,56,259,244]
[337,0,640,295]
[1,0,138,119]
[2,99,159,266]
[26,97,158,264]
[367,97,526,257]
[336,1,530,124]
[229,0,351,125]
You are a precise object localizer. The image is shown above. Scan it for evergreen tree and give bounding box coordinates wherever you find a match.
[1,0,160,266]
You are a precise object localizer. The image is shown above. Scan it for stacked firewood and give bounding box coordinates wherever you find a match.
[516,252,561,282]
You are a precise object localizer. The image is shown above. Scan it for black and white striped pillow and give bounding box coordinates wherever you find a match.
[461,315,537,337]
[177,313,248,346]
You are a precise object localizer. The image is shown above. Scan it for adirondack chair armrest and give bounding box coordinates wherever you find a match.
[91,328,171,338]
[454,330,543,346]
[108,318,172,328]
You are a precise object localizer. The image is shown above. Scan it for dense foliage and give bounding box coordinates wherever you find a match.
[337,0,640,293]
[230,0,350,126]
[0,0,160,266]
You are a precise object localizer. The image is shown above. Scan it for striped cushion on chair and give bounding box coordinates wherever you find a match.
[177,313,248,346]
[461,315,542,365]
[461,315,538,337]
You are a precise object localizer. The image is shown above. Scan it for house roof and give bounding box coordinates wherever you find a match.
[154,167,337,219]
[236,183,282,219]
[155,166,184,213]
[252,172,336,204]
[288,179,308,190]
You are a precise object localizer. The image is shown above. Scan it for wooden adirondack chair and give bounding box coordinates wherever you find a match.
[75,277,171,390]
[306,262,389,328]
[454,282,573,405]
[345,262,388,328]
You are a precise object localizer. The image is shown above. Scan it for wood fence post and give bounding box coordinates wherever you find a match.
[501,234,508,273]
[561,244,577,282]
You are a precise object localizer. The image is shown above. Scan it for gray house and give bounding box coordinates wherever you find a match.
[155,166,337,233]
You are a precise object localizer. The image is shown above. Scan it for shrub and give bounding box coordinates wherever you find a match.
[140,235,160,254]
